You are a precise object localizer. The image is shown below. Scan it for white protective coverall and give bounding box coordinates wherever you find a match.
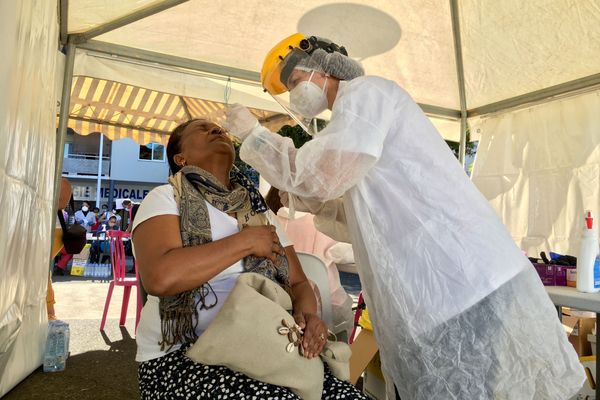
[240,75,584,399]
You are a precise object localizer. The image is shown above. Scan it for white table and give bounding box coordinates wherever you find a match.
[546,286,600,397]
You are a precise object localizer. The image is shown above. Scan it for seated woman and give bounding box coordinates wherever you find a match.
[132,119,366,399]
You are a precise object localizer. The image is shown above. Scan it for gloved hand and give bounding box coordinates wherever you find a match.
[279,190,289,208]
[223,103,259,142]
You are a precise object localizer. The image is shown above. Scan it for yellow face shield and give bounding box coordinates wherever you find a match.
[260,33,307,95]
[261,33,329,135]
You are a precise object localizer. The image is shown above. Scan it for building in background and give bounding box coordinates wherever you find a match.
[62,129,168,209]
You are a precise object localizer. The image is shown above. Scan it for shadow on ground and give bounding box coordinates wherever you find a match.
[4,319,138,400]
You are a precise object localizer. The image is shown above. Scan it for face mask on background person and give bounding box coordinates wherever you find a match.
[81,206,89,212]
[289,71,328,118]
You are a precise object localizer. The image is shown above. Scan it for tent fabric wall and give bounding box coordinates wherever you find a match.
[471,89,600,257]
[0,0,61,395]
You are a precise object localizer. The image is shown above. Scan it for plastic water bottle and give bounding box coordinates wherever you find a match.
[577,210,599,293]
[43,320,70,372]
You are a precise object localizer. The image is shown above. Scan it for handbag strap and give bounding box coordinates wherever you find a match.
[57,195,78,232]
[57,209,68,232]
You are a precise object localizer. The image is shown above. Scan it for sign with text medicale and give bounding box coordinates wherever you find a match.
[72,183,157,201]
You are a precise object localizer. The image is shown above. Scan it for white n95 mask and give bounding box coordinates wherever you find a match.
[289,74,328,119]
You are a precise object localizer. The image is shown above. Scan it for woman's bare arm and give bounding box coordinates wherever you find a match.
[133,214,282,296]
[287,246,318,316]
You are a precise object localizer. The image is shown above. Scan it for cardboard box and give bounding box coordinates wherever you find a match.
[363,352,387,400]
[588,333,597,356]
[567,268,577,287]
[563,314,596,357]
[570,356,596,400]
[349,329,379,385]
[533,263,576,286]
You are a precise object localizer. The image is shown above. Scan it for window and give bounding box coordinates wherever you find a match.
[139,143,165,161]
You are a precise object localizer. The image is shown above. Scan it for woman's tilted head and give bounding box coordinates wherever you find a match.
[167,119,235,175]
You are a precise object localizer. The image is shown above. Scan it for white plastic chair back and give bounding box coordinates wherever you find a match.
[296,251,333,329]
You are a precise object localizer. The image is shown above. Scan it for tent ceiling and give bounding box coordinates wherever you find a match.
[68,76,294,145]
[69,0,461,110]
[67,0,600,114]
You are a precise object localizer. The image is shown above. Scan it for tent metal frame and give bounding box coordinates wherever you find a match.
[449,0,468,165]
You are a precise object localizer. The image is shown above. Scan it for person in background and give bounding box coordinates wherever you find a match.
[74,201,96,233]
[91,207,102,232]
[99,215,120,233]
[122,199,139,233]
[110,204,123,226]
[99,204,110,223]
[91,215,121,264]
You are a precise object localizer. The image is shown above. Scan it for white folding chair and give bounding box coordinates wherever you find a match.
[296,252,334,330]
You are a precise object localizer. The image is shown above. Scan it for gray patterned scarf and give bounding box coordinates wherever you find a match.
[158,165,290,351]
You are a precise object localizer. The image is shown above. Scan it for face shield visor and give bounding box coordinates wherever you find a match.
[263,48,328,135]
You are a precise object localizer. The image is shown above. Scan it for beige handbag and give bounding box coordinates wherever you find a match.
[186,273,351,400]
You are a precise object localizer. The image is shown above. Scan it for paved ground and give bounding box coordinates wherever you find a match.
[4,277,140,400]
[5,265,362,399]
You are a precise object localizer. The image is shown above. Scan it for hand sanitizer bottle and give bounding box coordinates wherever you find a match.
[577,210,600,293]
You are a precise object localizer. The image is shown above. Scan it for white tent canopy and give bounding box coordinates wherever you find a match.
[67,0,600,109]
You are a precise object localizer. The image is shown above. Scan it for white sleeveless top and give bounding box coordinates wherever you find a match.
[132,184,290,362]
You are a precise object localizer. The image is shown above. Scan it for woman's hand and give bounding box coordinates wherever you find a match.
[239,225,284,262]
[293,312,328,359]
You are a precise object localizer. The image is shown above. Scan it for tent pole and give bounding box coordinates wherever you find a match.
[95,132,104,208]
[79,40,462,120]
[418,103,461,119]
[80,40,260,82]
[59,0,68,46]
[449,0,468,167]
[72,0,189,44]
[468,72,600,117]
[50,39,76,261]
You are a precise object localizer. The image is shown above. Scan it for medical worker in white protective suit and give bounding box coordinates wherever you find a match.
[225,33,585,399]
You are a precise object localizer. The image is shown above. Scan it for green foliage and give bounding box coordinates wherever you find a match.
[445,128,477,159]
[277,124,313,148]
[232,121,322,187]
[277,119,326,148]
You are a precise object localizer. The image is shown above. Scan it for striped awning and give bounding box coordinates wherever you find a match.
[66,76,294,145]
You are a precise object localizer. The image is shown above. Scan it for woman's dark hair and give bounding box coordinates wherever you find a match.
[166,119,201,175]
